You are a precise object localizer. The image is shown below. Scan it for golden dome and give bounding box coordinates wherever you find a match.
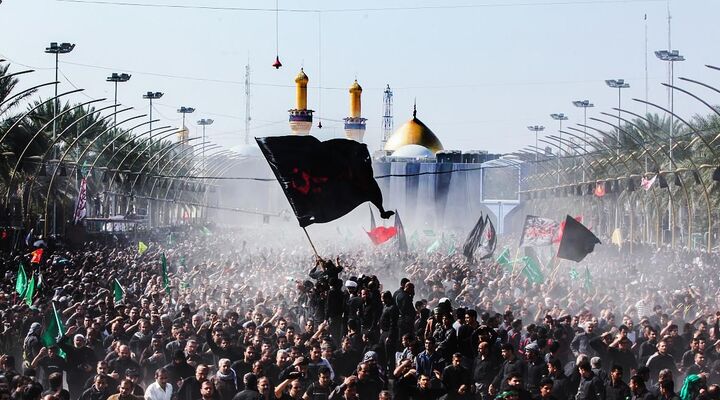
[349,80,362,93]
[384,107,444,154]
[295,68,309,85]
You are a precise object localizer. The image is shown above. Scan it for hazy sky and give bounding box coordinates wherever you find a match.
[1,0,718,154]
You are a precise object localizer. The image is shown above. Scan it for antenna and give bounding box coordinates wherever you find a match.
[645,13,648,116]
[381,84,393,148]
[245,61,250,144]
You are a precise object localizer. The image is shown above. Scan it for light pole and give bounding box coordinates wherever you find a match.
[550,113,568,184]
[45,42,75,237]
[197,118,214,172]
[106,73,131,152]
[177,106,195,129]
[605,79,630,155]
[527,125,545,174]
[655,50,685,163]
[655,49,684,247]
[142,91,164,142]
[572,100,594,183]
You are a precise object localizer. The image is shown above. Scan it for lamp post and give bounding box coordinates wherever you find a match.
[655,49,684,247]
[550,113,568,184]
[106,73,131,152]
[197,118,214,172]
[605,79,630,155]
[45,42,75,237]
[177,106,195,129]
[655,50,685,163]
[527,125,545,174]
[572,100,594,183]
[142,91,164,142]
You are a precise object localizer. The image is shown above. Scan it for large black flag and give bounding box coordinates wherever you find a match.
[256,136,393,227]
[557,215,601,262]
[394,210,408,253]
[462,213,485,261]
[477,215,497,260]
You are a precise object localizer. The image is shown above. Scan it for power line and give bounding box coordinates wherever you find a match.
[151,163,519,181]
[56,0,666,13]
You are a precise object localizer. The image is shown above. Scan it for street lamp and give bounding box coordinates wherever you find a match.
[106,73,131,151]
[605,79,630,155]
[45,41,75,237]
[142,91,164,141]
[655,50,685,163]
[527,125,545,173]
[177,106,195,129]
[197,118,214,172]
[550,113,568,184]
[572,100,594,183]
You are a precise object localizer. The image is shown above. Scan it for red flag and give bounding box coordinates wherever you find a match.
[594,182,606,197]
[30,248,43,264]
[553,216,583,244]
[367,226,397,245]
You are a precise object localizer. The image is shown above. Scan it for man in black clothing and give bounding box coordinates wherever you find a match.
[538,378,559,400]
[79,374,110,400]
[355,362,383,400]
[378,291,399,372]
[232,347,257,391]
[302,367,333,400]
[108,345,142,381]
[332,337,360,381]
[233,373,261,400]
[686,352,709,376]
[396,283,416,339]
[58,329,98,399]
[442,353,472,400]
[206,323,243,362]
[492,344,527,393]
[473,342,501,399]
[657,380,679,400]
[605,365,631,400]
[629,375,656,400]
[546,358,571,400]
[525,345,547,395]
[163,350,195,391]
[646,340,677,386]
[176,364,209,400]
[575,361,605,400]
[325,279,345,342]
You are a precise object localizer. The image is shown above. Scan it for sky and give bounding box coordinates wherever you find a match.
[1,0,719,155]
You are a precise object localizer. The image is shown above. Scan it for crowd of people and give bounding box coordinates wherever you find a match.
[1,225,720,400]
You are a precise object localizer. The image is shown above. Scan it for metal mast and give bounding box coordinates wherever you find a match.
[245,63,251,144]
[381,84,393,148]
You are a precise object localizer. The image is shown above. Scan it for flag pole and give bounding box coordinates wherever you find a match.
[302,227,320,259]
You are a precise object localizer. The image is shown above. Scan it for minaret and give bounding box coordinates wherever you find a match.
[381,84,393,147]
[343,80,367,142]
[288,68,313,135]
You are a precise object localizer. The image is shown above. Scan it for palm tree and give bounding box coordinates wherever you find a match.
[0,62,37,116]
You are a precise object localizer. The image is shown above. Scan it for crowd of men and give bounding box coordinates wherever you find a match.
[0,226,719,400]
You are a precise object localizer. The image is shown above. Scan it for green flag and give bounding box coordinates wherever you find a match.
[583,266,593,290]
[569,267,579,280]
[161,253,170,294]
[112,279,124,302]
[15,263,27,296]
[521,256,544,284]
[138,241,148,255]
[24,273,35,306]
[496,248,512,266]
[40,303,66,358]
[426,239,441,254]
[201,226,212,236]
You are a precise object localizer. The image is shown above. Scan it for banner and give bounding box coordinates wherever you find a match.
[73,177,88,224]
[519,215,559,247]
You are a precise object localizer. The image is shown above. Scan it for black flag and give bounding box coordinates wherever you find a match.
[256,136,393,227]
[557,215,601,262]
[462,213,485,261]
[394,210,408,253]
[477,215,497,259]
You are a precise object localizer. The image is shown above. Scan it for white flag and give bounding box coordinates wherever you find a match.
[73,178,88,224]
[641,175,656,191]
